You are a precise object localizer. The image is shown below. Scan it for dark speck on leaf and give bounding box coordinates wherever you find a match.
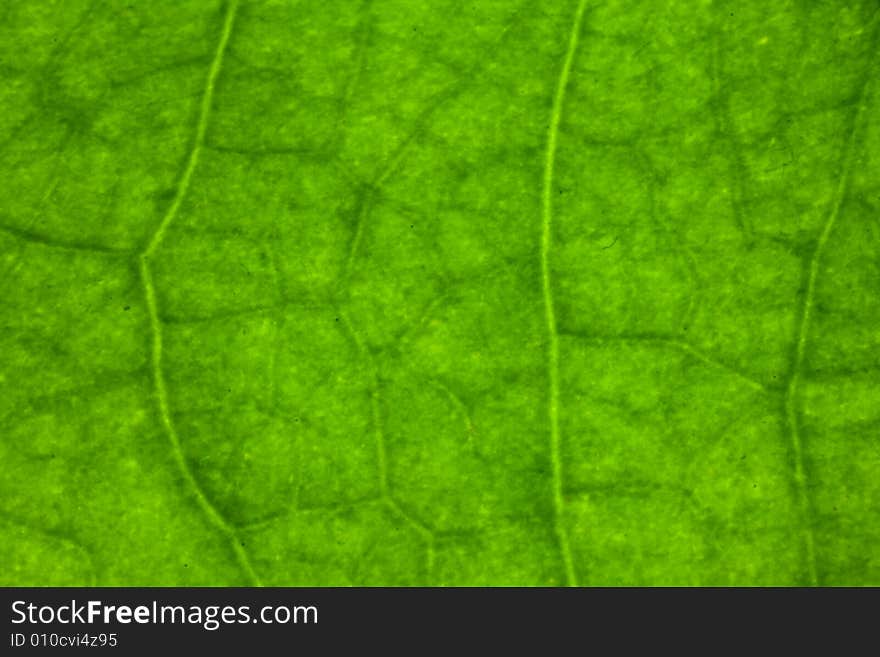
[123,305,130,311]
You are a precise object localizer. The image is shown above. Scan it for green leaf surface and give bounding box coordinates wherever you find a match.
[2,0,879,586]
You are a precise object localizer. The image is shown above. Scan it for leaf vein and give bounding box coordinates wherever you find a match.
[139,260,261,585]
[136,0,259,586]
[141,0,238,257]
[782,10,880,587]
[541,0,589,588]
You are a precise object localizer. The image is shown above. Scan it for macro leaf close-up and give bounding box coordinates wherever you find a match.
[1,0,879,587]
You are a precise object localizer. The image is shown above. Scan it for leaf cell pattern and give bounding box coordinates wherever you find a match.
[1,0,879,585]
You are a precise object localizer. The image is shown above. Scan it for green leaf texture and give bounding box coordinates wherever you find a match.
[1,0,879,586]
